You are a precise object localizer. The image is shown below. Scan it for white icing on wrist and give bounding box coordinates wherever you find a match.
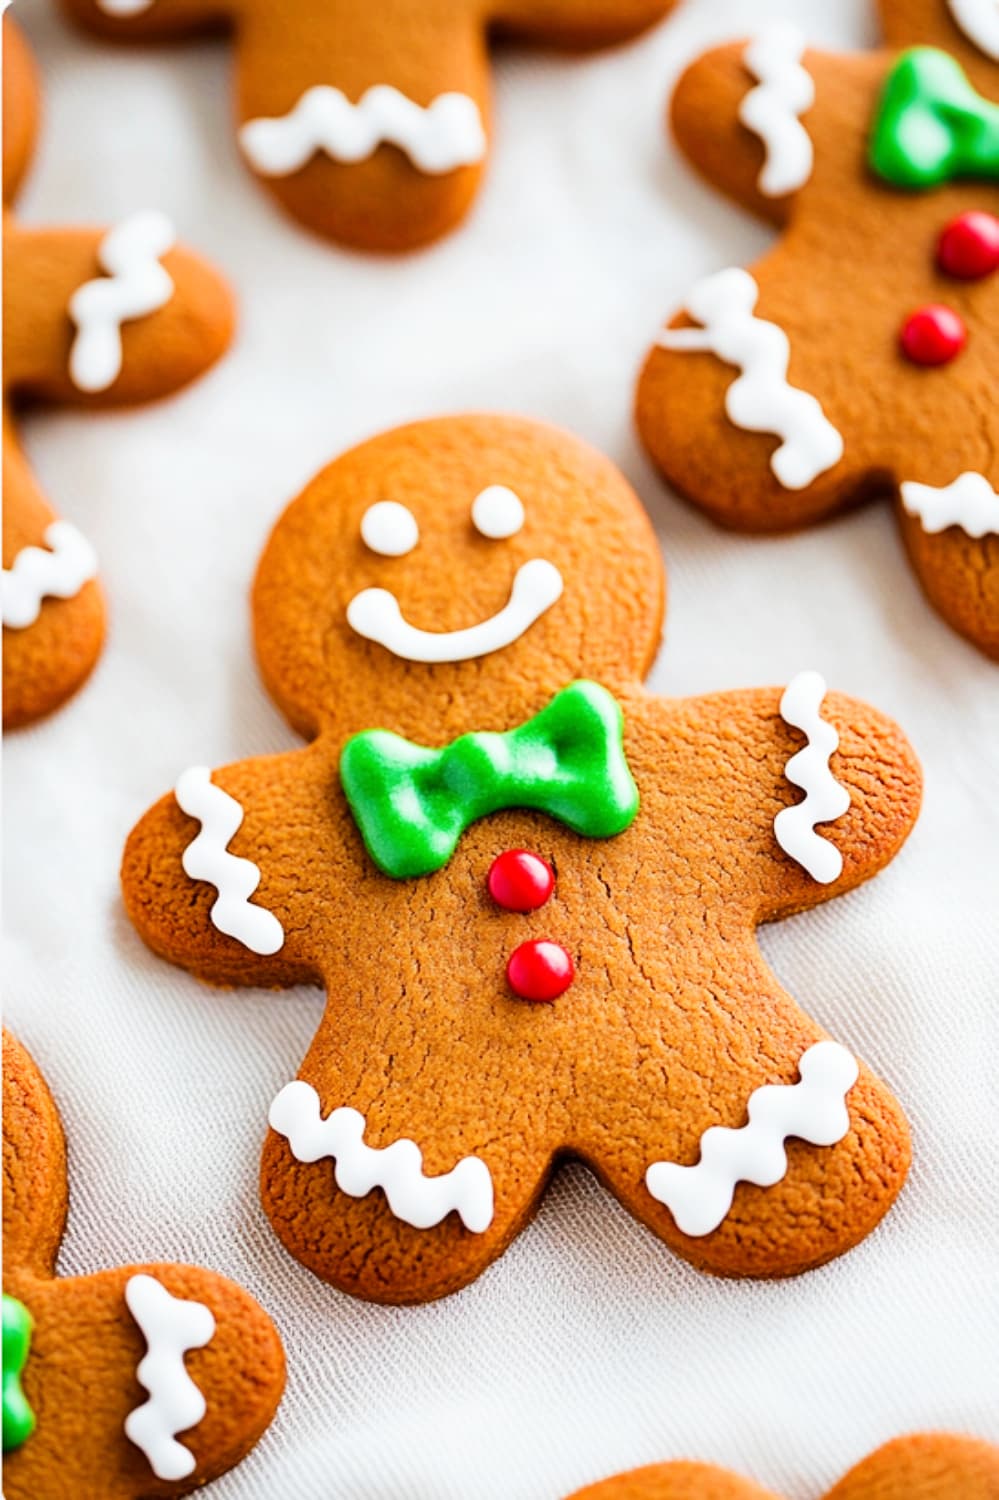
[472,486,524,539]
[124,1274,215,1482]
[347,557,563,663]
[739,25,814,197]
[68,211,175,393]
[175,767,285,955]
[269,1081,495,1232]
[774,670,850,884]
[97,0,156,13]
[901,472,999,538]
[2,522,98,629]
[646,1041,858,1237]
[658,268,843,491]
[947,0,999,59]
[240,85,487,178]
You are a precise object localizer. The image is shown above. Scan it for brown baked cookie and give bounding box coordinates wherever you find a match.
[58,0,675,252]
[635,0,999,660]
[2,16,235,729]
[2,1031,285,1498]
[566,1434,999,1499]
[121,414,921,1305]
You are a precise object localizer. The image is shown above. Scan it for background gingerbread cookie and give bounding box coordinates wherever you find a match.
[2,1031,285,1499]
[58,0,675,251]
[2,15,234,728]
[121,414,920,1304]
[566,1433,999,1499]
[635,0,999,660]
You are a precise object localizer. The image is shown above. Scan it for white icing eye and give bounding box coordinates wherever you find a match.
[361,501,419,557]
[471,486,525,540]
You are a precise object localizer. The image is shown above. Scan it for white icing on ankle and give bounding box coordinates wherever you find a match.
[68,211,175,393]
[269,1081,495,1232]
[346,557,563,663]
[175,766,285,955]
[947,0,999,59]
[774,670,850,884]
[739,25,814,197]
[2,522,98,629]
[658,268,844,490]
[645,1041,858,1237]
[240,85,487,178]
[124,1274,215,1482]
[901,472,999,538]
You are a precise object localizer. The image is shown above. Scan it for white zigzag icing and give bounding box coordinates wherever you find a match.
[947,0,999,60]
[268,1080,495,1233]
[774,670,850,884]
[2,521,98,629]
[239,85,487,178]
[739,24,815,197]
[175,766,285,956]
[68,211,175,393]
[645,1041,858,1237]
[124,1274,215,1482]
[658,268,844,491]
[901,472,999,539]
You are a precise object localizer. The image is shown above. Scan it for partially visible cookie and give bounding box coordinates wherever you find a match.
[2,1031,285,1498]
[2,16,235,728]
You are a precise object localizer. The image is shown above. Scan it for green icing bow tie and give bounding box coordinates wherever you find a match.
[870,48,999,189]
[2,1293,35,1453]
[340,680,639,880]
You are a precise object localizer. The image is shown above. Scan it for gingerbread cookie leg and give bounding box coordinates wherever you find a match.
[824,1433,999,1500]
[899,497,999,660]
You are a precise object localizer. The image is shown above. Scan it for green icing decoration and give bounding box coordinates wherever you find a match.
[340,680,639,880]
[2,1294,35,1453]
[870,48,999,189]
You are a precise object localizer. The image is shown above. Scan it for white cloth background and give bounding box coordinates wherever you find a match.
[5,0,998,1494]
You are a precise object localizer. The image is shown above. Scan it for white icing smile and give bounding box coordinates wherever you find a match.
[347,488,563,663]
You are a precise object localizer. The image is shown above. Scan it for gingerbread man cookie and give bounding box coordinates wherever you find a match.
[2,16,235,729]
[636,0,999,660]
[566,1433,999,1499]
[122,414,921,1305]
[2,1031,285,1499]
[59,0,674,252]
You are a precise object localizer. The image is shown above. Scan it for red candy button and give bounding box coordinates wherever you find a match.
[937,211,999,280]
[487,849,554,912]
[900,305,966,366]
[506,940,574,1002]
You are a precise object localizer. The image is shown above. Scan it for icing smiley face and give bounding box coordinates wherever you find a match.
[252,415,664,741]
[347,487,563,663]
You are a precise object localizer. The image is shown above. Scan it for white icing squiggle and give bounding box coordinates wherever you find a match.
[2,521,98,629]
[947,0,999,60]
[124,1273,215,1482]
[774,670,850,884]
[645,1041,858,1236]
[739,24,815,197]
[175,766,285,955]
[240,85,487,178]
[269,1081,495,1233]
[96,0,156,13]
[67,211,175,393]
[658,268,844,490]
[901,472,999,539]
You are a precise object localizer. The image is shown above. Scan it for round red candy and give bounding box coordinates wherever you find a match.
[899,305,966,366]
[937,211,999,280]
[506,940,574,1002]
[487,849,554,912]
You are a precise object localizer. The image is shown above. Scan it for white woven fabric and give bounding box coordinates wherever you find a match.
[5,0,998,1495]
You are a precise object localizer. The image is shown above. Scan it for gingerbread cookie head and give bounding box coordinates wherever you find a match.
[253,414,665,741]
[59,0,675,251]
[2,1031,285,1499]
[636,0,999,659]
[2,16,235,728]
[566,1434,999,1500]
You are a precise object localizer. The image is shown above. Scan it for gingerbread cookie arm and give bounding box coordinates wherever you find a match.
[2,425,105,729]
[3,219,234,406]
[58,0,231,43]
[825,1432,999,1499]
[2,1033,68,1279]
[899,498,999,660]
[488,0,673,49]
[566,1460,779,1500]
[3,19,40,205]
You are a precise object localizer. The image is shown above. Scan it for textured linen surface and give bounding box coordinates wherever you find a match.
[4,0,998,1496]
